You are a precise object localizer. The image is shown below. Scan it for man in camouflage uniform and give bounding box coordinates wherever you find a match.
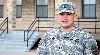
[37,2,98,55]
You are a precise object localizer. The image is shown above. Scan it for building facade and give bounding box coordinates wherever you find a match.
[0,0,100,34]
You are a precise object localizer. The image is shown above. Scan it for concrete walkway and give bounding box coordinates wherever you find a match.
[0,48,100,55]
[0,49,37,55]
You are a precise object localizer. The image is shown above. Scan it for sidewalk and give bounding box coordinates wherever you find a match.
[0,49,37,55]
[0,49,100,55]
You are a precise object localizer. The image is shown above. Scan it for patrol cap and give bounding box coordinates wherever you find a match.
[56,2,75,14]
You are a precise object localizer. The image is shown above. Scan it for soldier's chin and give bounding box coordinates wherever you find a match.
[61,25,69,28]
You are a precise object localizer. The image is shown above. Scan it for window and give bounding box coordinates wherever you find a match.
[36,0,48,18]
[0,5,3,18]
[16,0,22,18]
[83,0,96,18]
[0,0,4,18]
[16,5,22,18]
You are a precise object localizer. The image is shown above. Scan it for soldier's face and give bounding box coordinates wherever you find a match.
[57,12,77,28]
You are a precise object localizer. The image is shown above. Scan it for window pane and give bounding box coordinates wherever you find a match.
[36,5,48,17]
[36,6,43,17]
[90,5,95,17]
[84,0,90,4]
[16,6,22,18]
[83,5,96,18]
[0,0,4,5]
[42,6,48,17]
[0,6,3,18]
[37,0,48,5]
[83,0,96,18]
[16,0,22,5]
[84,5,90,17]
[84,0,96,4]
[90,0,96,4]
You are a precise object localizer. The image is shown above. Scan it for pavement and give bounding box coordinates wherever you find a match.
[0,48,100,55]
[0,49,37,55]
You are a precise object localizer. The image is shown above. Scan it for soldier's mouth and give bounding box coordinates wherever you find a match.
[62,21,68,22]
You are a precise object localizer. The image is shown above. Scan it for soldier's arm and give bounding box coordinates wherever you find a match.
[37,33,48,55]
[83,32,98,55]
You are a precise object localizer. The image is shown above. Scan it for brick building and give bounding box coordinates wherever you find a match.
[0,0,100,34]
[0,0,100,52]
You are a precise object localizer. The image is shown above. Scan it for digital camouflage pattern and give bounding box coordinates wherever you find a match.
[56,2,75,14]
[37,26,98,55]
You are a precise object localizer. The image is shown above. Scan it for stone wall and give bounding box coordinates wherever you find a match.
[0,0,100,33]
[48,0,55,17]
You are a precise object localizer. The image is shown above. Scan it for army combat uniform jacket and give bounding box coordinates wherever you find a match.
[37,26,98,55]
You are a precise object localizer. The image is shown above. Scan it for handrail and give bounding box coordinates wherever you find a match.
[37,18,100,33]
[27,27,37,47]
[27,19,37,33]
[37,18,55,31]
[0,17,8,36]
[24,17,55,47]
[24,17,100,47]
[0,28,6,36]
[0,17,8,29]
[24,18,37,47]
[77,18,100,34]
[27,18,37,32]
[0,18,7,26]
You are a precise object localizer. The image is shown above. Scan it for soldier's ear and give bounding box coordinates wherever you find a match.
[74,14,78,18]
[74,14,78,20]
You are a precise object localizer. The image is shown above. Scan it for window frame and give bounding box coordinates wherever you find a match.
[82,0,96,19]
[16,5,22,18]
[16,0,22,18]
[0,5,4,18]
[36,0,48,18]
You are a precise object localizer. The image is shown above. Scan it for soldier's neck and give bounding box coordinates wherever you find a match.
[60,25,74,32]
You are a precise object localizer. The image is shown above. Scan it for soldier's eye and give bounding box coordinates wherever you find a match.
[67,13,72,15]
[59,13,64,15]
[59,12,73,15]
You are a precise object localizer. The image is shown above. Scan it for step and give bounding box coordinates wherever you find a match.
[0,41,34,51]
[0,51,34,55]
[0,31,39,51]
[0,46,30,51]
[12,31,38,35]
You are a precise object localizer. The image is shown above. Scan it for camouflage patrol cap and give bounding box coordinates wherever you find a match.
[56,2,75,14]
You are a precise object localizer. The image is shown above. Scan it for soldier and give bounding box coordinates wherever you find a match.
[37,2,98,55]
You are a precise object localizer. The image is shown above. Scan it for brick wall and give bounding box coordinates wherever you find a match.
[0,0,100,33]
